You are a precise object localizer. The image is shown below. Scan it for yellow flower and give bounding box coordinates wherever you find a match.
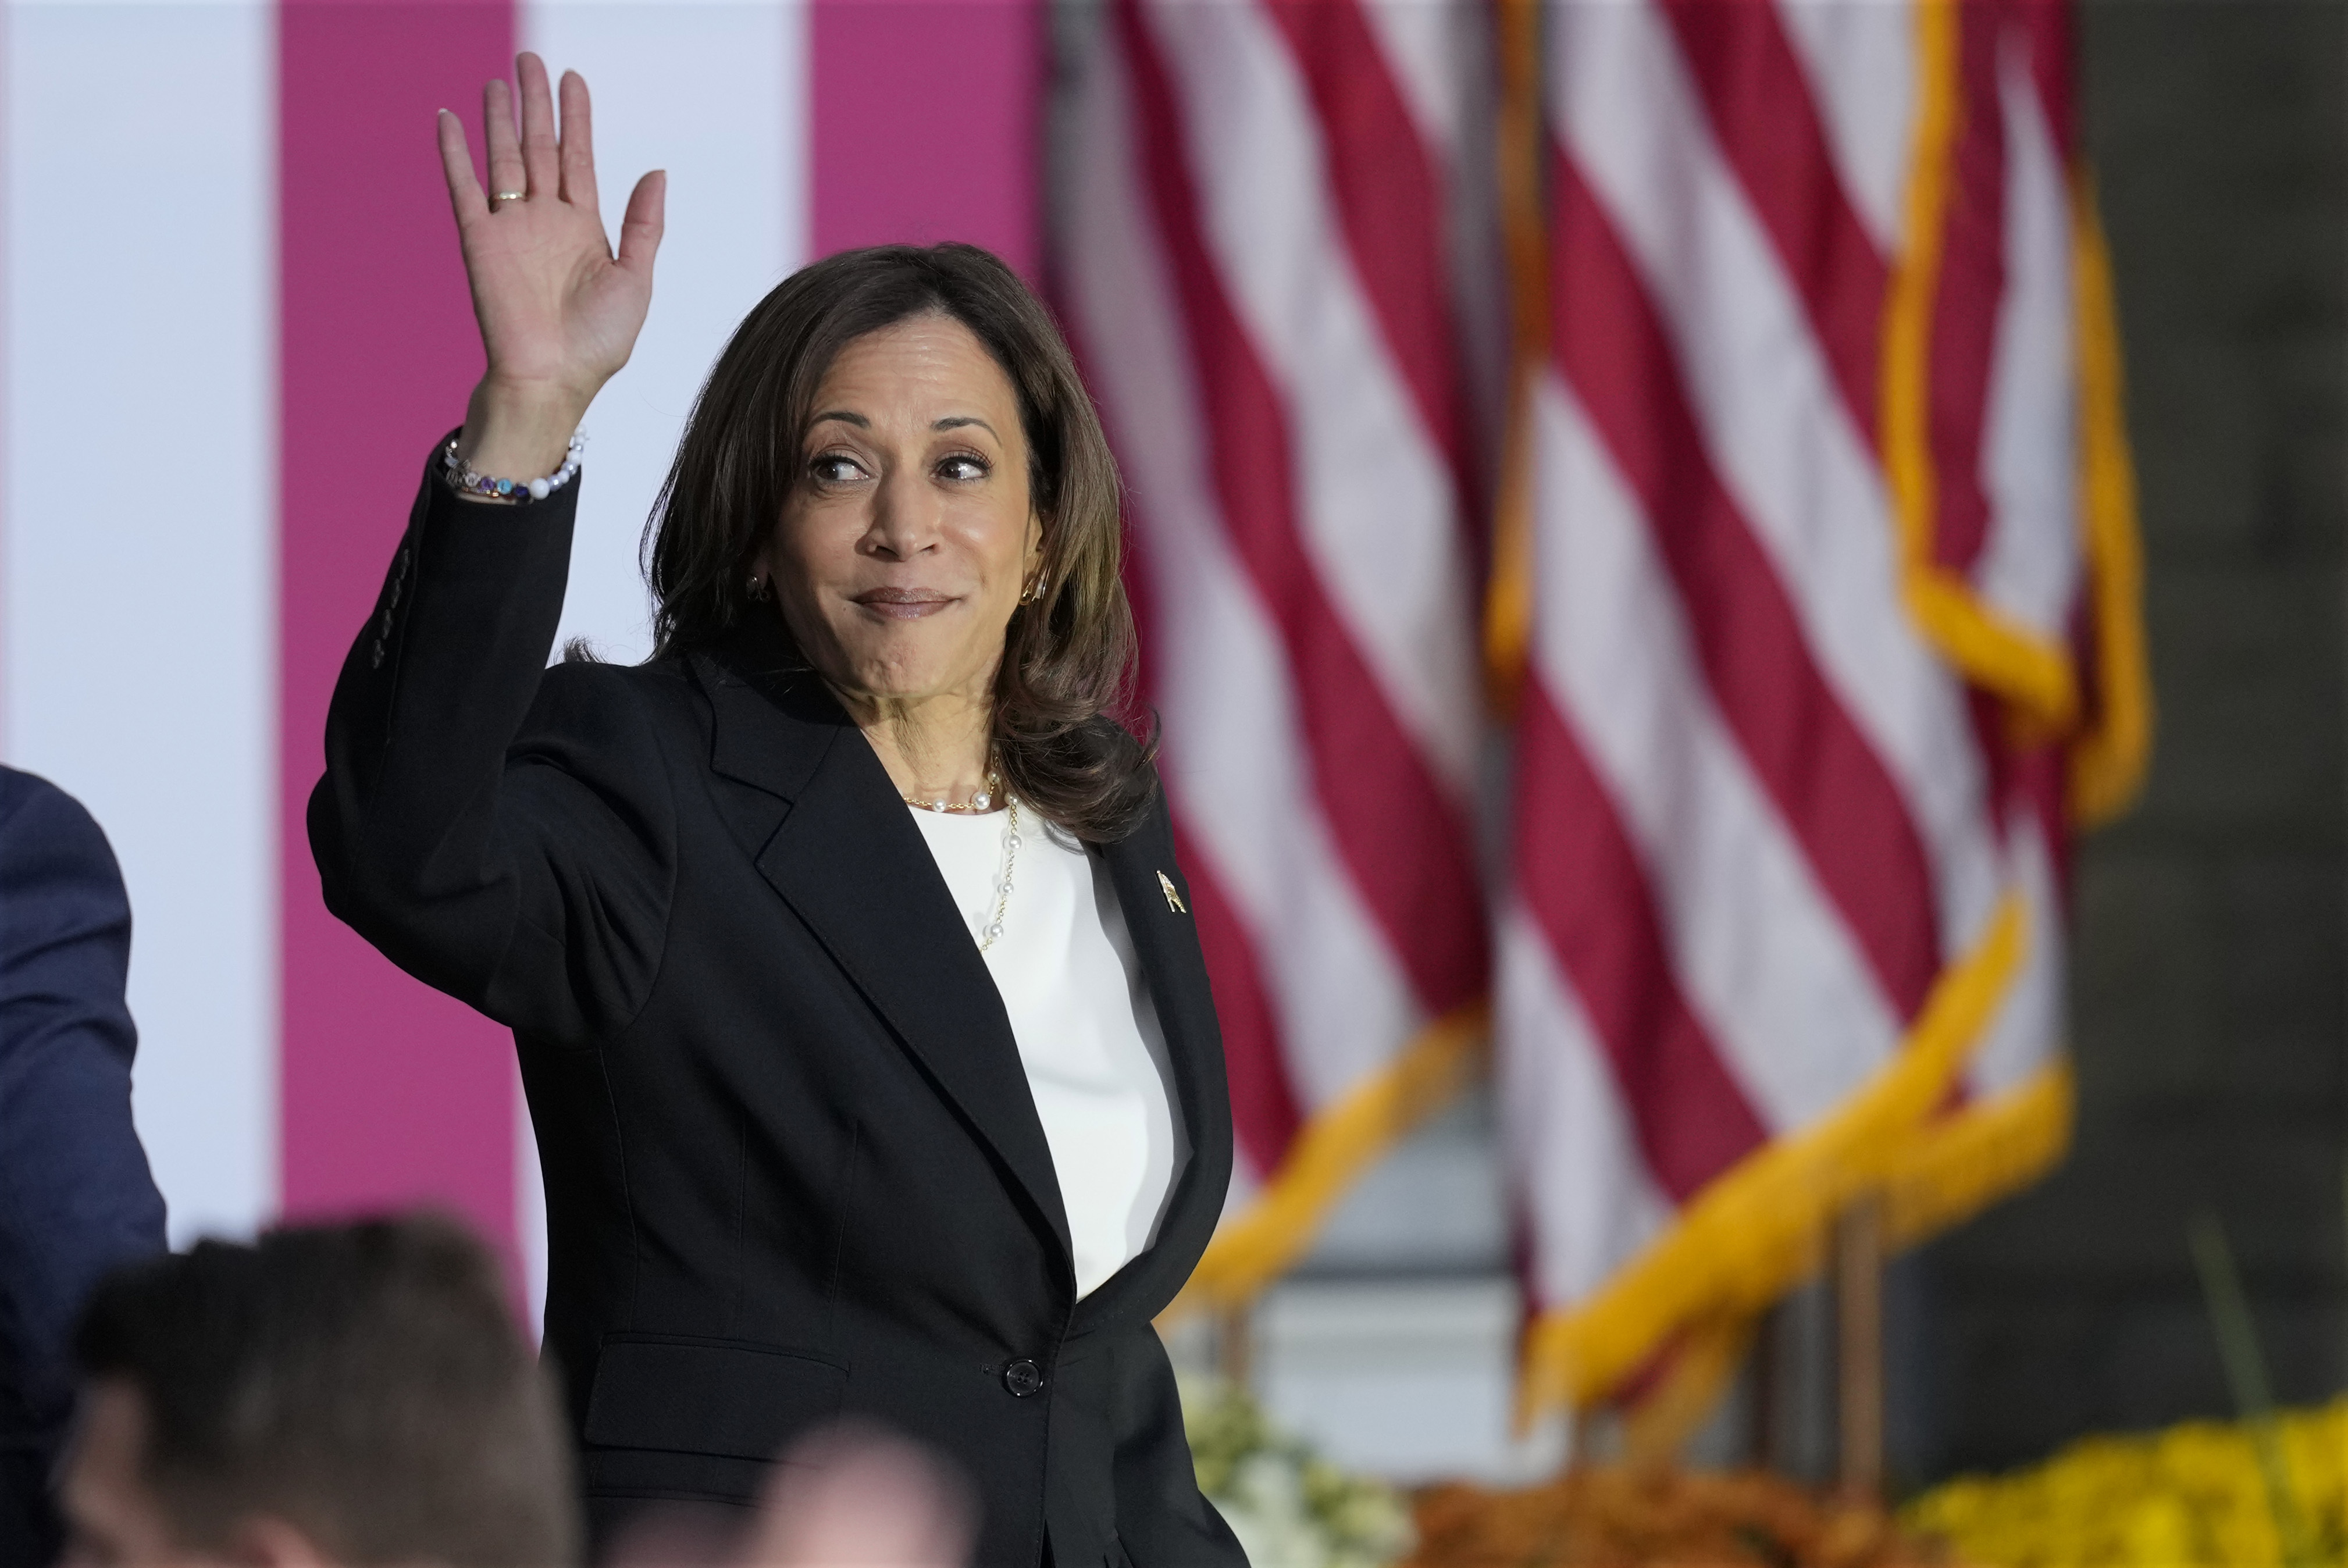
[1902,1397,2348,1567]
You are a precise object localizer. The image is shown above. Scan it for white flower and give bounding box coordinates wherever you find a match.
[1178,1375,1414,1568]
[1223,1453,1329,1568]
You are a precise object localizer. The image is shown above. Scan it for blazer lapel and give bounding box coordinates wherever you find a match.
[1073,813,1235,1333]
[691,642,1074,1271]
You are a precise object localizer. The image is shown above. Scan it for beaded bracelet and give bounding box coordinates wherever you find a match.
[441,431,585,503]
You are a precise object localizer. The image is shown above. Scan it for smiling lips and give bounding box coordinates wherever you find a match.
[852,586,957,620]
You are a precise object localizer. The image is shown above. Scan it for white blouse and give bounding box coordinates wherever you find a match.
[908,804,1187,1298]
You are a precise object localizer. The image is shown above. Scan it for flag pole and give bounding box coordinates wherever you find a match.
[1482,0,1548,717]
[1835,1193,1886,1498]
[1746,1301,1782,1471]
[1215,1302,1253,1391]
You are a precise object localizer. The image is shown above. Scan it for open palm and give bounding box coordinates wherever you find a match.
[439,54,663,471]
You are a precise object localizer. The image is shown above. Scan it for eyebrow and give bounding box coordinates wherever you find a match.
[806,411,1000,441]
[932,416,1000,439]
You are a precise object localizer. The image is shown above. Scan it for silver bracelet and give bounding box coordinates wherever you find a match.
[441,431,585,503]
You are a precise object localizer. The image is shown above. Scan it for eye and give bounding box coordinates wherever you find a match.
[808,452,868,486]
[935,453,990,483]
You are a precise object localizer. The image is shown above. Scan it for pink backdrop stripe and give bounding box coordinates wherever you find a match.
[811,0,1041,278]
[278,0,521,1260]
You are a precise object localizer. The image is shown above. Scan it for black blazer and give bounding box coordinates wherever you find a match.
[309,447,1244,1568]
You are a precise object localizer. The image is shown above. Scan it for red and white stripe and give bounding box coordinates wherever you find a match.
[0,2,1041,1324]
[1501,0,2084,1392]
[1057,0,1495,1220]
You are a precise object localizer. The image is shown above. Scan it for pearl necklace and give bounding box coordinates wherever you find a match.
[975,796,1020,953]
[903,774,1020,952]
[901,771,1002,814]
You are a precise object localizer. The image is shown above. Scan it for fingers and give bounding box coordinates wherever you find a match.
[482,77,525,205]
[516,52,560,200]
[435,109,488,225]
[616,169,666,277]
[557,69,596,211]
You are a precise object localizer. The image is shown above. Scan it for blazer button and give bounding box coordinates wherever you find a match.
[1002,1359,1044,1398]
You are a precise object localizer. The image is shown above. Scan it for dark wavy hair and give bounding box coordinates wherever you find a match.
[644,243,1155,842]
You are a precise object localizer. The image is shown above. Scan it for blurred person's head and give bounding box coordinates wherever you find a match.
[740,1427,971,1568]
[601,1424,972,1568]
[59,1213,577,1568]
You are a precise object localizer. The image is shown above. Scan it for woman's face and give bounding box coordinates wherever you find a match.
[759,315,1041,710]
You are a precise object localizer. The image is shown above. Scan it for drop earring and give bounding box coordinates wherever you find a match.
[746,574,769,603]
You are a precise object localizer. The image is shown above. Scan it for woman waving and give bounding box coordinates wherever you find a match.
[309,54,1242,1568]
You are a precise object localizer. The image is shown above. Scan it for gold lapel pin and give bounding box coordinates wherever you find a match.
[1157,871,1188,914]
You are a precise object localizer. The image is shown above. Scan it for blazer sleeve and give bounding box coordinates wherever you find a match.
[307,441,679,1047]
[0,771,167,1435]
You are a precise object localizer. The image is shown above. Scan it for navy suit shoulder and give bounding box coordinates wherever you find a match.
[0,768,166,1564]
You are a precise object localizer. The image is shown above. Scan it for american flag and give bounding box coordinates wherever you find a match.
[1500,0,2146,1426]
[1060,0,2147,1426]
[1057,0,1508,1304]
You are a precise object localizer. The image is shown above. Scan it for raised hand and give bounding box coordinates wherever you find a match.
[437,54,664,482]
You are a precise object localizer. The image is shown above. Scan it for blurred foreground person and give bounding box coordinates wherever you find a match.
[740,1434,971,1568]
[56,1215,576,1568]
[604,1429,974,1568]
[309,53,1241,1568]
[0,768,166,1567]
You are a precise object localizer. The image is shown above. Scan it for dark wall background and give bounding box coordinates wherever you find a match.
[1924,0,2347,1480]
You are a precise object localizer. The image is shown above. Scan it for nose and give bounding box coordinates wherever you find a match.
[860,463,940,561]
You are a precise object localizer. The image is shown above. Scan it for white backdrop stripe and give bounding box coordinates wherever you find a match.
[523,0,808,669]
[2,0,279,1246]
